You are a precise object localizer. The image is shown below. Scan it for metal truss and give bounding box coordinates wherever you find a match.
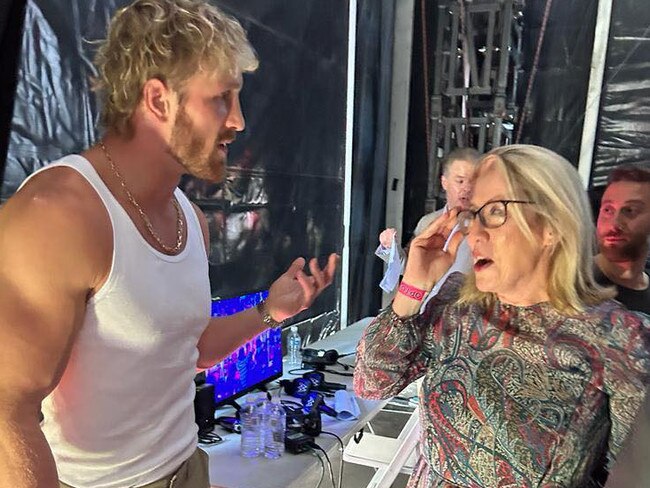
[426,0,524,211]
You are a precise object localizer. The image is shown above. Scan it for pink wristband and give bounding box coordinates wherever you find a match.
[398,281,426,301]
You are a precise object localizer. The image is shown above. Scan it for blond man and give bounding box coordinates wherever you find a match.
[0,1,337,487]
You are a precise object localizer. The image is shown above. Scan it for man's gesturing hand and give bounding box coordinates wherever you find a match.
[266,253,339,322]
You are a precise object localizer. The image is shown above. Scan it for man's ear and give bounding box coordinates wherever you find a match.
[441,174,449,193]
[141,78,174,122]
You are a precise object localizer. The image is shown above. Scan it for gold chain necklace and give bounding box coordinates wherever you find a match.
[99,141,184,254]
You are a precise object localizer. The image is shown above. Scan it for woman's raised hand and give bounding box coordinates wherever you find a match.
[393,209,466,316]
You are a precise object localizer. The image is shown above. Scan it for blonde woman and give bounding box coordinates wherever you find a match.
[355,145,649,487]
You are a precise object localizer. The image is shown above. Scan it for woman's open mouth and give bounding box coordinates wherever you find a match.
[474,258,493,272]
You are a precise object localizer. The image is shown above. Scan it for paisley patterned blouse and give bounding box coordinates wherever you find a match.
[354,274,650,488]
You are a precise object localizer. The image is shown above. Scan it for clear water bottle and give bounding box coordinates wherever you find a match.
[287,325,302,367]
[263,401,286,459]
[255,395,269,453]
[240,394,263,458]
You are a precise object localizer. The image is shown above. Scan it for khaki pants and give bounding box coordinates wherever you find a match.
[59,448,210,488]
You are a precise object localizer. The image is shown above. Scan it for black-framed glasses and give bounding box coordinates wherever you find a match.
[458,200,535,230]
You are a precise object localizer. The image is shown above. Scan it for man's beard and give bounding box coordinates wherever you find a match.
[598,231,648,262]
[168,106,233,182]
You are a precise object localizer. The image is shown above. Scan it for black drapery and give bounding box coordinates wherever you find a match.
[347,0,395,321]
[0,0,26,186]
[515,0,598,167]
[592,0,650,187]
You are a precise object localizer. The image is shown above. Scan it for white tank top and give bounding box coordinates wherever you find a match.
[24,155,211,488]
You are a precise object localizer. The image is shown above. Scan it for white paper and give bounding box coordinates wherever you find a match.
[334,390,361,421]
[377,240,404,293]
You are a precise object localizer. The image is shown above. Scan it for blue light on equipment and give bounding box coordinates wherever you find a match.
[206,290,283,407]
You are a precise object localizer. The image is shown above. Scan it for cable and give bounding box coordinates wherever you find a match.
[288,367,313,376]
[311,449,326,488]
[321,431,344,488]
[515,0,554,143]
[337,352,355,358]
[308,442,335,488]
[336,361,351,371]
[322,368,353,378]
[421,0,431,157]
[197,429,223,445]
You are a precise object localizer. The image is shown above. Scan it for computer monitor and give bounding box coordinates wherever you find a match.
[204,290,283,407]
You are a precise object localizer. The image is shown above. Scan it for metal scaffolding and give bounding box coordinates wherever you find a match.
[426,0,524,212]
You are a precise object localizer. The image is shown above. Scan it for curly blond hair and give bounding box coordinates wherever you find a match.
[457,144,615,315]
[93,0,258,136]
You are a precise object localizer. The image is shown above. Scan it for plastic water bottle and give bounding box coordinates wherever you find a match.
[287,325,302,367]
[263,401,286,459]
[240,394,262,458]
[256,394,269,453]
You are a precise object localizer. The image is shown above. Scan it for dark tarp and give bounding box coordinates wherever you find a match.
[515,0,598,167]
[0,0,27,185]
[592,0,650,187]
[347,0,395,321]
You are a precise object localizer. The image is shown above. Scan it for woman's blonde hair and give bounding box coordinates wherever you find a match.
[93,0,258,136]
[458,144,614,315]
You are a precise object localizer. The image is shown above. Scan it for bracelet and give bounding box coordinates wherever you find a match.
[398,281,426,301]
[256,300,283,329]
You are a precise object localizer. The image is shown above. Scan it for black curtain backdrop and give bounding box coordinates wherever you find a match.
[0,0,26,186]
[347,0,395,322]
[1,0,348,329]
[515,0,598,167]
[403,0,433,245]
[592,0,650,187]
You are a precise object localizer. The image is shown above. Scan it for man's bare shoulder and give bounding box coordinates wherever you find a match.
[0,166,112,288]
[3,166,108,231]
[0,166,110,412]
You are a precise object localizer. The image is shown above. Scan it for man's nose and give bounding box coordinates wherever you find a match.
[613,211,627,228]
[228,95,245,132]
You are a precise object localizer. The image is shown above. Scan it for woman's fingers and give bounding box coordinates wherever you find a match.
[413,207,462,250]
[444,227,466,259]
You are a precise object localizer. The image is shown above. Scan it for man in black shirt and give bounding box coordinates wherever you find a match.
[595,164,650,488]
[594,164,650,314]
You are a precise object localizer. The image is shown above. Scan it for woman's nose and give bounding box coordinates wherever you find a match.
[466,215,485,243]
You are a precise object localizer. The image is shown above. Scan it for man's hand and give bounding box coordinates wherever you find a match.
[379,228,397,248]
[266,253,339,322]
[197,253,339,368]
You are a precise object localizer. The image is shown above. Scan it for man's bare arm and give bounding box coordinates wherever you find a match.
[0,170,108,487]
[196,253,337,369]
[196,308,268,369]
[190,202,338,369]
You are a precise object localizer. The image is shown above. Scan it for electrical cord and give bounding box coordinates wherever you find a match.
[289,366,353,377]
[322,368,353,378]
[197,428,223,445]
[288,367,313,376]
[310,449,326,488]
[308,442,335,488]
[321,431,344,488]
[336,361,351,371]
[337,352,355,358]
